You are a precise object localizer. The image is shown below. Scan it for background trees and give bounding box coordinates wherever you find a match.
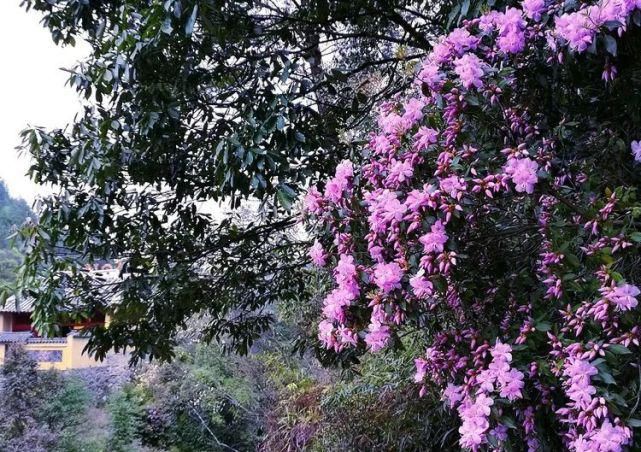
[0,180,33,286]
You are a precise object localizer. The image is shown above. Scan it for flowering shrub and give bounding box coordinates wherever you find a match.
[305,0,641,449]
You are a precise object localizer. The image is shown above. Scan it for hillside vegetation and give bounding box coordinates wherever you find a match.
[0,180,32,286]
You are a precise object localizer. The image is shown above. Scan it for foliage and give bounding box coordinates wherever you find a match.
[0,180,33,287]
[107,386,145,452]
[0,346,93,451]
[14,0,485,362]
[314,346,459,451]
[121,343,263,451]
[306,0,641,449]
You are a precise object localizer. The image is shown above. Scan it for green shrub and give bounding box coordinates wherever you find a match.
[107,386,144,452]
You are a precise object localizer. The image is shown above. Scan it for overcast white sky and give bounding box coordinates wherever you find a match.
[0,2,88,204]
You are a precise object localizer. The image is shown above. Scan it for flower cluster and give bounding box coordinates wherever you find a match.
[305,0,641,449]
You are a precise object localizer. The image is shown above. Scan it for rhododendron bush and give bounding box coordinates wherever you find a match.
[304,0,641,450]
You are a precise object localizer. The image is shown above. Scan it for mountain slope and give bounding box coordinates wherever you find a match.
[0,180,33,285]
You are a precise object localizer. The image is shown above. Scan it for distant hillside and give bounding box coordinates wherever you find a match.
[0,180,33,285]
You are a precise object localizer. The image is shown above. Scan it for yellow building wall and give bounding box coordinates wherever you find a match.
[21,336,106,371]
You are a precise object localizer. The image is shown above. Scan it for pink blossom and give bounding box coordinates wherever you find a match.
[389,159,414,184]
[439,175,466,198]
[490,340,513,363]
[522,0,546,21]
[443,383,464,408]
[504,157,539,194]
[324,177,345,203]
[498,368,525,400]
[631,140,641,162]
[458,394,494,448]
[318,319,336,349]
[419,220,448,254]
[309,240,326,266]
[304,186,323,214]
[555,10,597,53]
[607,283,640,311]
[453,53,486,89]
[446,28,480,54]
[335,160,354,181]
[365,322,390,351]
[496,8,527,54]
[402,97,425,125]
[410,273,434,298]
[413,126,439,151]
[476,369,496,392]
[417,62,444,91]
[373,261,404,293]
[591,420,631,451]
[414,357,428,382]
[334,254,360,297]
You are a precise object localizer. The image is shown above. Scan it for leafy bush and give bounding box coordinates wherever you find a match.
[129,343,262,451]
[107,386,144,452]
[0,346,95,451]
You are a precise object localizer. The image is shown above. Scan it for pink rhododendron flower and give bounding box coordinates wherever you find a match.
[389,159,414,184]
[496,8,527,54]
[419,220,448,254]
[402,97,425,125]
[365,322,390,351]
[334,254,360,297]
[522,0,546,21]
[413,126,439,151]
[504,157,539,193]
[631,140,641,162]
[304,186,323,214]
[417,62,444,91]
[607,283,640,311]
[414,357,428,382]
[309,239,326,266]
[453,53,486,89]
[498,368,525,400]
[373,261,404,293]
[324,177,345,203]
[446,27,480,54]
[555,10,597,52]
[410,273,434,298]
[439,175,466,198]
[443,383,464,408]
[591,420,631,451]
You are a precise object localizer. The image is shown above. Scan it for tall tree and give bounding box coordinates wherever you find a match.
[16,0,486,362]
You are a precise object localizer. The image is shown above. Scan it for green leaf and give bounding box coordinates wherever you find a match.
[603,35,617,56]
[629,232,641,242]
[499,416,517,429]
[535,321,552,332]
[607,344,631,355]
[277,187,294,210]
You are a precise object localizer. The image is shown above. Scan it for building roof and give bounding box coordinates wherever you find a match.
[0,295,35,313]
[1,268,122,314]
[0,332,33,343]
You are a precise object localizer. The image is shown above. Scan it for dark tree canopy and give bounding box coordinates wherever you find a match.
[15,0,492,362]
